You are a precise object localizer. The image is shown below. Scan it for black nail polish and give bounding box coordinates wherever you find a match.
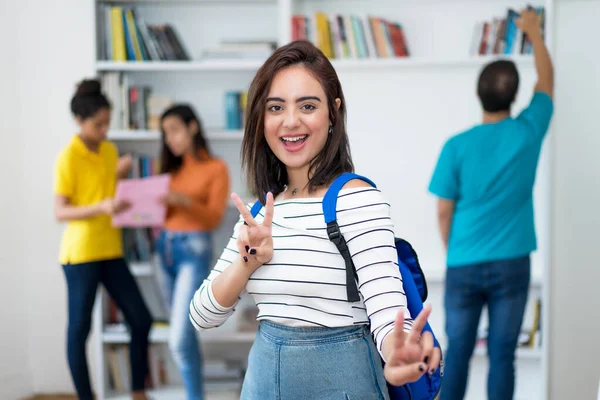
[429,369,435,376]
[249,248,256,255]
[243,256,248,262]
[424,356,429,364]
[245,245,250,252]
[418,365,425,372]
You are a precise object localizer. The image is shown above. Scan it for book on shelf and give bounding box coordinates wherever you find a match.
[106,343,169,391]
[97,5,190,61]
[225,90,248,131]
[106,341,243,392]
[101,72,172,131]
[292,13,409,60]
[471,5,545,56]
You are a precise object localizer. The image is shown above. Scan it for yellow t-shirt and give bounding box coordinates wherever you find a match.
[54,135,123,264]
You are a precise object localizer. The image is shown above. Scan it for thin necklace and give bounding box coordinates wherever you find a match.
[291,188,298,196]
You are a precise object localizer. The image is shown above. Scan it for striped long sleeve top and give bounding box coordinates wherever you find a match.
[190,187,414,357]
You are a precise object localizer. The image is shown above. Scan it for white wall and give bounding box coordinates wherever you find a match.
[14,0,96,394]
[0,2,32,399]
[550,1,600,399]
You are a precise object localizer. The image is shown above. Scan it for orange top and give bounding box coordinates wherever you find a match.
[165,151,230,232]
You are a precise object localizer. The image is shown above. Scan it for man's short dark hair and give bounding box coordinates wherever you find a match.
[477,60,519,113]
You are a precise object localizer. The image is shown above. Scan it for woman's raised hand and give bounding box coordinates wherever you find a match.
[383,305,442,386]
[231,192,274,272]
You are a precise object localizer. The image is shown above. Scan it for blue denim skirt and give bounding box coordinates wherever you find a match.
[240,321,390,400]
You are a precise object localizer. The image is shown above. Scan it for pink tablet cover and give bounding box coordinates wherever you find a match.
[112,174,171,227]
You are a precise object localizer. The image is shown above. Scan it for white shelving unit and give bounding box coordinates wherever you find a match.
[103,325,256,345]
[96,54,534,72]
[92,0,554,399]
[96,59,265,72]
[107,129,244,141]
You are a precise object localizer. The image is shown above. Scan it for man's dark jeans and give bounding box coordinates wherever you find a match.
[440,255,530,400]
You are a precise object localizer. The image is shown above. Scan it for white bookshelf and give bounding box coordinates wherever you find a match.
[93,0,554,399]
[103,324,256,345]
[107,129,244,141]
[96,54,533,72]
[96,60,265,72]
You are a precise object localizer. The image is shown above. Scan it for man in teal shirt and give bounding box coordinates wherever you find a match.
[429,10,554,400]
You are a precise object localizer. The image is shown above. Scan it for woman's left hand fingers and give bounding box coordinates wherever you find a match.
[419,331,434,368]
[384,362,427,387]
[407,304,431,344]
[427,347,442,376]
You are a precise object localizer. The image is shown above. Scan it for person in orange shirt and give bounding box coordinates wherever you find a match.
[156,104,230,400]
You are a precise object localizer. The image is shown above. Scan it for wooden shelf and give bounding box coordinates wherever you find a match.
[97,55,533,72]
[103,324,256,344]
[108,129,244,141]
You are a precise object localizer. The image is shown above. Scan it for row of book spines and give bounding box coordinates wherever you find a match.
[107,343,169,391]
[102,72,173,131]
[292,13,409,60]
[128,86,151,130]
[127,155,160,179]
[100,5,189,62]
[122,228,155,264]
[474,6,545,56]
[225,91,248,130]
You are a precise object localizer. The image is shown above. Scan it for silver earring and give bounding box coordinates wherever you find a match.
[328,125,333,135]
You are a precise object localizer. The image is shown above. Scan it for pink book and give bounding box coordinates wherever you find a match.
[112,174,171,227]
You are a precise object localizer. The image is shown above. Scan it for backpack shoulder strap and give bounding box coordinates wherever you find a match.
[322,172,377,223]
[323,172,377,302]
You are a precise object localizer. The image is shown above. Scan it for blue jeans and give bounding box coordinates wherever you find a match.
[156,231,212,400]
[241,321,390,399]
[441,255,531,400]
[62,258,152,399]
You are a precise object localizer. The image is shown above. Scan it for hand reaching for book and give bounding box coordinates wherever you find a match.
[516,9,541,36]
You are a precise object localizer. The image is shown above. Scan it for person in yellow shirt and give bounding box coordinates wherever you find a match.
[155,104,230,400]
[54,79,152,400]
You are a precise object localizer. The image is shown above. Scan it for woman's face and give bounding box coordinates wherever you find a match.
[264,65,338,173]
[78,108,110,143]
[162,115,196,156]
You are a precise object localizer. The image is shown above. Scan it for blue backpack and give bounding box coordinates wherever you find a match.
[250,172,443,400]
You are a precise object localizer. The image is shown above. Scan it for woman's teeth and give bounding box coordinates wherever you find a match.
[282,135,307,142]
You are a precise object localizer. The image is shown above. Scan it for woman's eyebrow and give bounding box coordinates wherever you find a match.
[265,96,321,103]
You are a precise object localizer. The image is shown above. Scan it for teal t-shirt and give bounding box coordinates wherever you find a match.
[428,92,554,267]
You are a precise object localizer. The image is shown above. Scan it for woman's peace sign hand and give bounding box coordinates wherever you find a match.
[383,305,442,386]
[231,192,275,272]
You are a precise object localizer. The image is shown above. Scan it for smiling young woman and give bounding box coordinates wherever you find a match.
[241,41,352,200]
[189,40,441,399]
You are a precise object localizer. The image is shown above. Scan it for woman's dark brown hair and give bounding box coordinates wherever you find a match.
[160,104,210,174]
[242,40,354,201]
